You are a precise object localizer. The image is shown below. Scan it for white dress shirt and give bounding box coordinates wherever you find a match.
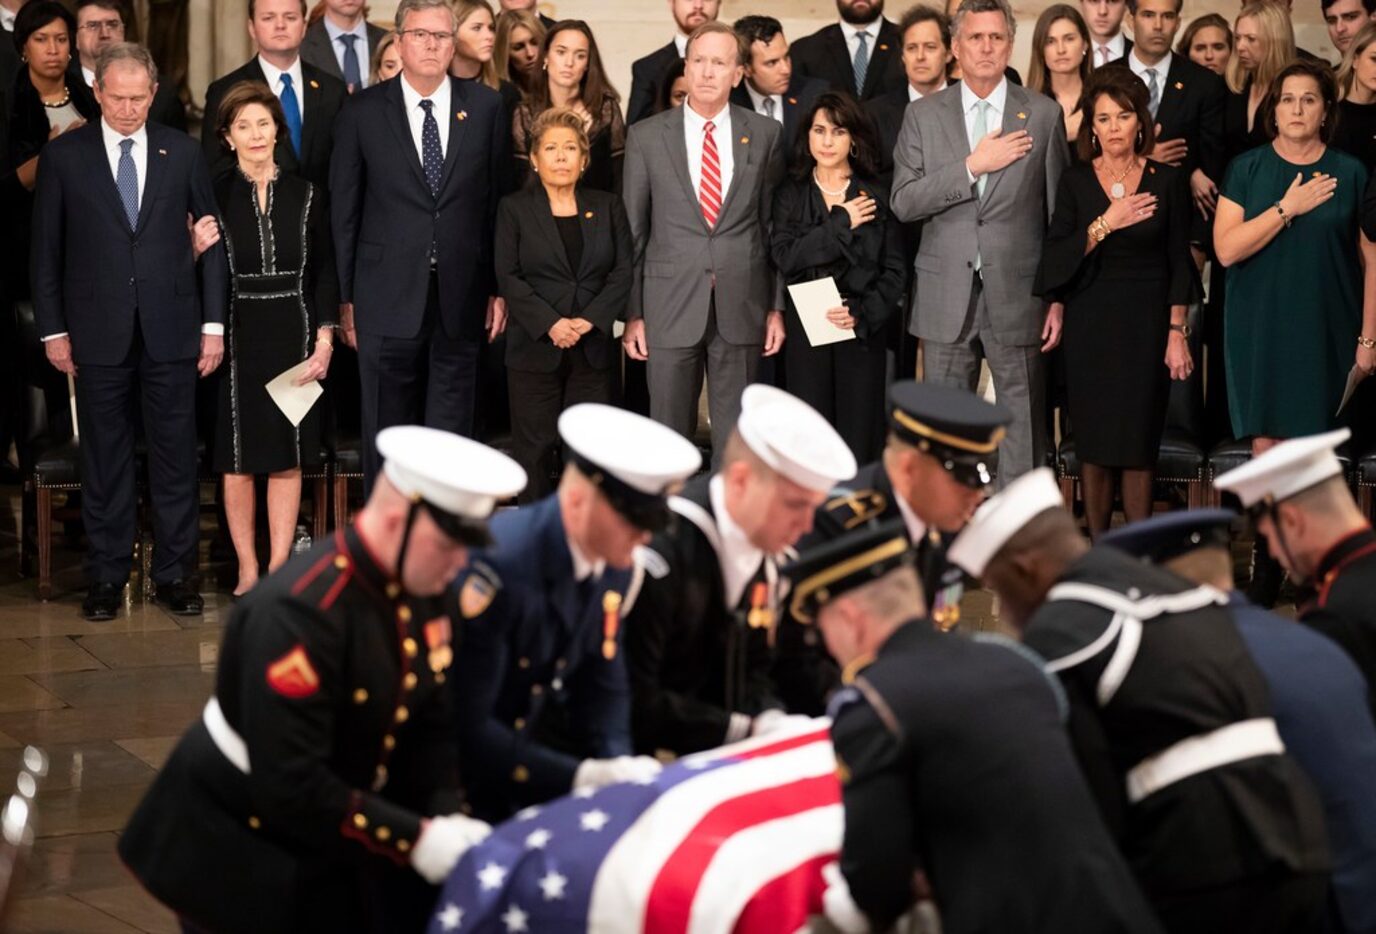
[745,83,784,124]
[400,72,452,162]
[683,101,734,201]
[674,32,689,57]
[840,19,881,60]
[257,55,305,124]
[961,78,1007,183]
[568,533,606,582]
[324,14,371,88]
[1095,33,1127,67]
[0,6,15,31]
[909,81,946,102]
[81,64,96,88]
[893,487,929,545]
[1128,48,1172,93]
[710,475,768,609]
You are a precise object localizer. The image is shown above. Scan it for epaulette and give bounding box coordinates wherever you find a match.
[457,560,502,620]
[822,487,889,530]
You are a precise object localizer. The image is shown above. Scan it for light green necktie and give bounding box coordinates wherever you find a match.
[972,99,990,271]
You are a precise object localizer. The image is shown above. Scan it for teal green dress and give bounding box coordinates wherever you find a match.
[1221,144,1367,439]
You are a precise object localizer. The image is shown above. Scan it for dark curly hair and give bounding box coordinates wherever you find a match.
[789,91,882,180]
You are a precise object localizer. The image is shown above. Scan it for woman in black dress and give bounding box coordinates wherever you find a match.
[770,92,907,462]
[1224,2,1296,166]
[510,20,626,194]
[1336,22,1376,169]
[210,82,337,594]
[1036,68,1195,537]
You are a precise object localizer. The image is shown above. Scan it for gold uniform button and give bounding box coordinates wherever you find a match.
[353,813,368,830]
[403,638,419,658]
[352,688,369,704]
[398,605,413,623]
[375,826,392,842]
[513,765,530,782]
[333,555,349,570]
[248,816,261,830]
[518,657,530,669]
[383,734,396,750]
[395,706,410,724]
[513,718,525,730]
[403,672,418,691]
[397,839,411,853]
[386,582,401,599]
[375,765,389,786]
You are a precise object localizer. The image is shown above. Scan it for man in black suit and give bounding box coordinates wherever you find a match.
[71,0,184,130]
[1084,0,1133,66]
[729,16,828,160]
[626,0,720,125]
[201,0,345,188]
[789,0,906,104]
[867,4,952,190]
[31,43,227,620]
[1325,0,1376,59]
[300,0,387,93]
[497,0,555,31]
[331,0,507,490]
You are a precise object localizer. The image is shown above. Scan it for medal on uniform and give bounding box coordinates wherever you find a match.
[932,584,963,631]
[424,617,453,673]
[746,581,773,632]
[602,591,622,660]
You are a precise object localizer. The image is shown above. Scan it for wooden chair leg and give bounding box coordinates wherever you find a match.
[1359,485,1374,522]
[1187,478,1204,510]
[333,477,348,532]
[36,487,52,601]
[312,476,329,540]
[1058,475,1076,511]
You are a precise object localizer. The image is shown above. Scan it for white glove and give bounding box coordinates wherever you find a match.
[410,814,492,884]
[750,709,814,737]
[822,862,870,934]
[573,755,662,790]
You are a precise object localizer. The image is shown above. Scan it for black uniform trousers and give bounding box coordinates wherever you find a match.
[76,318,199,585]
[356,269,479,488]
[507,353,615,503]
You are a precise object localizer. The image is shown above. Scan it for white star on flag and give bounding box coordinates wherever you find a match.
[572,784,598,799]
[683,756,711,770]
[525,828,552,850]
[514,805,541,822]
[437,903,464,930]
[501,904,529,932]
[478,862,508,891]
[580,809,610,832]
[538,870,568,901]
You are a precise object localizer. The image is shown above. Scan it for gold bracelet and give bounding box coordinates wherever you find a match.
[1089,216,1111,242]
[1359,335,1376,349]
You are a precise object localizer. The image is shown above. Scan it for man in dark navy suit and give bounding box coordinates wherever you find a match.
[450,405,701,821]
[201,0,346,187]
[789,0,907,104]
[729,16,828,162]
[330,0,508,489]
[31,42,227,620]
[625,0,720,125]
[71,0,186,131]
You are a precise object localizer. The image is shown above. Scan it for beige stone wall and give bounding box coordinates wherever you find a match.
[188,0,1337,109]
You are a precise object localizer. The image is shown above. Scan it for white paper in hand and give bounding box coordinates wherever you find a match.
[787,277,856,348]
[265,360,324,427]
[1335,364,1371,417]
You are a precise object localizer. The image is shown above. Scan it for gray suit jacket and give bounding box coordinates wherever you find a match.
[891,81,1068,346]
[300,19,389,87]
[623,104,785,349]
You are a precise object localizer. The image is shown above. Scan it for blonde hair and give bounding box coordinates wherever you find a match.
[1337,20,1376,99]
[368,30,400,85]
[1227,2,1295,95]
[451,0,500,90]
[495,9,546,88]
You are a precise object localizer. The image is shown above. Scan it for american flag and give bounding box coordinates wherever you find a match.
[428,721,841,934]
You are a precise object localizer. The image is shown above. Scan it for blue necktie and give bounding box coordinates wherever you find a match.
[419,99,442,196]
[116,138,138,230]
[279,73,302,156]
[339,33,362,91]
[853,31,870,96]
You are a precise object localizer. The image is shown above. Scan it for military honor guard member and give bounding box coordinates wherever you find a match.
[949,468,1331,934]
[622,385,857,756]
[450,404,702,821]
[119,427,527,934]
[774,381,1011,714]
[1104,510,1376,934]
[1214,429,1376,718]
[783,520,1164,934]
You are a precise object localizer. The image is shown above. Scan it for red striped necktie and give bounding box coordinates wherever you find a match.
[699,120,722,228]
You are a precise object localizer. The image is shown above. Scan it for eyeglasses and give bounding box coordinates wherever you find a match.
[78,19,125,35]
[399,28,454,46]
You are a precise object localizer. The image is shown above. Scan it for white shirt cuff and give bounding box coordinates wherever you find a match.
[202,323,225,336]
[725,712,752,744]
[966,164,978,186]
[41,332,69,342]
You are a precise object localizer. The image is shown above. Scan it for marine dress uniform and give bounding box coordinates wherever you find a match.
[783,521,1164,934]
[451,405,701,821]
[1105,510,1376,934]
[623,385,857,755]
[950,469,1332,934]
[118,429,526,934]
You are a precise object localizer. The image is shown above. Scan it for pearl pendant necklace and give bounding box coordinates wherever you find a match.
[813,170,850,197]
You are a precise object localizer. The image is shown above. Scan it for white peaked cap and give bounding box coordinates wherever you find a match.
[1213,429,1351,508]
[735,384,858,492]
[378,426,527,517]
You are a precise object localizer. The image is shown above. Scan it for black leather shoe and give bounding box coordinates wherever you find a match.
[81,583,123,621]
[155,579,204,616]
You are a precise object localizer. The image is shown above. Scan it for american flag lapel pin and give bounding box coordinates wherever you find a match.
[457,110,468,121]
[310,79,320,89]
[878,43,889,51]
[158,148,167,156]
[1016,112,1026,120]
[584,210,594,218]
[1174,81,1184,90]
[788,97,797,105]
[740,135,749,144]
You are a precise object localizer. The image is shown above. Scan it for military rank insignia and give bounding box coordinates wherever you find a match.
[424,617,453,673]
[602,591,622,660]
[459,572,497,618]
[266,644,320,698]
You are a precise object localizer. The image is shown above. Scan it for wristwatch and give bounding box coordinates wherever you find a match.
[1169,323,1191,338]
[1359,335,1375,349]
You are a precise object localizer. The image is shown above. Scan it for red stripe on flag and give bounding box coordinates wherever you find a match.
[643,774,840,934]
[731,853,834,934]
[730,728,832,762]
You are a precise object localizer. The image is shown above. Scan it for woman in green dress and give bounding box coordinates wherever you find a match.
[1215,59,1376,455]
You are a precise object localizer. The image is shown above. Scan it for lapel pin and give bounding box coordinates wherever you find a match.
[1017,111,1026,120]
[158,148,167,156]
[584,210,594,218]
[1313,170,1323,177]
[788,97,797,105]
[740,135,749,144]
[1148,165,1156,174]
[310,79,320,89]
[457,110,467,121]
[878,43,889,51]
[859,189,868,197]
[1174,81,1184,90]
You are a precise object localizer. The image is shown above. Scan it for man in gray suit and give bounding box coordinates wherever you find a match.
[300,0,387,92]
[622,21,786,459]
[891,0,1068,486]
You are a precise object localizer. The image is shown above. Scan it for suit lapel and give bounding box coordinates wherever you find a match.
[437,77,470,197]
[82,127,130,231]
[716,108,754,222]
[135,127,169,233]
[1154,57,1187,133]
[529,190,572,277]
[824,25,853,91]
[939,85,972,160]
[299,65,323,159]
[575,192,601,279]
[661,107,708,234]
[382,78,429,193]
[980,84,1030,205]
[305,25,343,81]
[861,20,897,99]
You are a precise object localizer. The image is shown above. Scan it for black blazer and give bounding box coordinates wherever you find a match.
[30,121,228,365]
[1106,56,1226,184]
[201,59,346,189]
[299,18,389,87]
[495,185,632,373]
[729,74,830,158]
[769,175,907,341]
[626,40,681,125]
[789,21,906,103]
[330,75,507,341]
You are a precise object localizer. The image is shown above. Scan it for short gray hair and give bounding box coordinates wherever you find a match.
[951,0,1016,41]
[95,42,158,88]
[395,0,458,32]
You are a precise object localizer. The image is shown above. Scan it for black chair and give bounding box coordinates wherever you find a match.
[1208,439,1356,506]
[1354,443,1376,519]
[329,344,364,530]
